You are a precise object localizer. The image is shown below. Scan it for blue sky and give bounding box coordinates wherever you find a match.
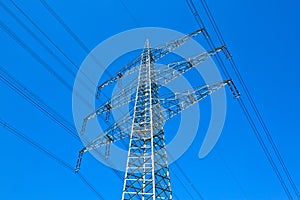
[0,0,300,199]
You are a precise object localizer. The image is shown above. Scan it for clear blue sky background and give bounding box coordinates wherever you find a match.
[0,0,300,199]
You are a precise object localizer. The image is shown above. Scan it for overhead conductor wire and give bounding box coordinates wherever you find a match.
[185,0,299,199]
[0,0,125,184]
[0,119,105,200]
[199,0,300,198]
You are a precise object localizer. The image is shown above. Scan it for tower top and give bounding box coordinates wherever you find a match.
[144,38,150,49]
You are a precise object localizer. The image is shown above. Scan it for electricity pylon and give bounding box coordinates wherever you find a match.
[75,29,239,200]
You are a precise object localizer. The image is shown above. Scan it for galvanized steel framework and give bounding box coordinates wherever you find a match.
[75,29,239,200]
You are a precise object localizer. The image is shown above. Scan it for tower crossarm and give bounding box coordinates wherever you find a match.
[84,113,132,151]
[75,113,132,172]
[149,28,205,61]
[159,79,232,120]
[80,81,137,134]
[154,46,225,87]
[97,29,205,95]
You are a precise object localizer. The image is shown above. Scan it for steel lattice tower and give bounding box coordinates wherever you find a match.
[121,40,172,199]
[75,29,239,200]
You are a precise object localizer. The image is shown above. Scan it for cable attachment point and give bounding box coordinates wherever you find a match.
[75,148,86,173]
[80,118,88,135]
[215,45,226,53]
[222,46,232,60]
[227,79,240,98]
[105,140,111,160]
[105,103,112,122]
[96,87,101,99]
[202,28,210,38]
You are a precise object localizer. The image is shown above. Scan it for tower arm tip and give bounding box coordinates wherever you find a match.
[226,79,240,98]
[74,147,87,173]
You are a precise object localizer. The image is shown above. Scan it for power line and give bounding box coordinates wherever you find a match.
[1,0,126,144]
[0,17,91,109]
[0,1,127,184]
[185,0,231,78]
[39,0,90,54]
[0,20,72,92]
[0,2,112,135]
[170,169,195,199]
[2,1,134,121]
[6,0,77,69]
[0,3,138,199]
[185,0,298,199]
[237,98,292,199]
[194,0,300,198]
[34,0,142,129]
[0,65,78,139]
[0,16,98,109]
[118,0,141,27]
[38,0,114,84]
[7,0,98,88]
[5,0,139,136]
[0,64,124,181]
[215,149,249,199]
[0,1,96,96]
[0,1,75,77]
[173,162,204,200]
[228,29,300,200]
[0,118,105,200]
